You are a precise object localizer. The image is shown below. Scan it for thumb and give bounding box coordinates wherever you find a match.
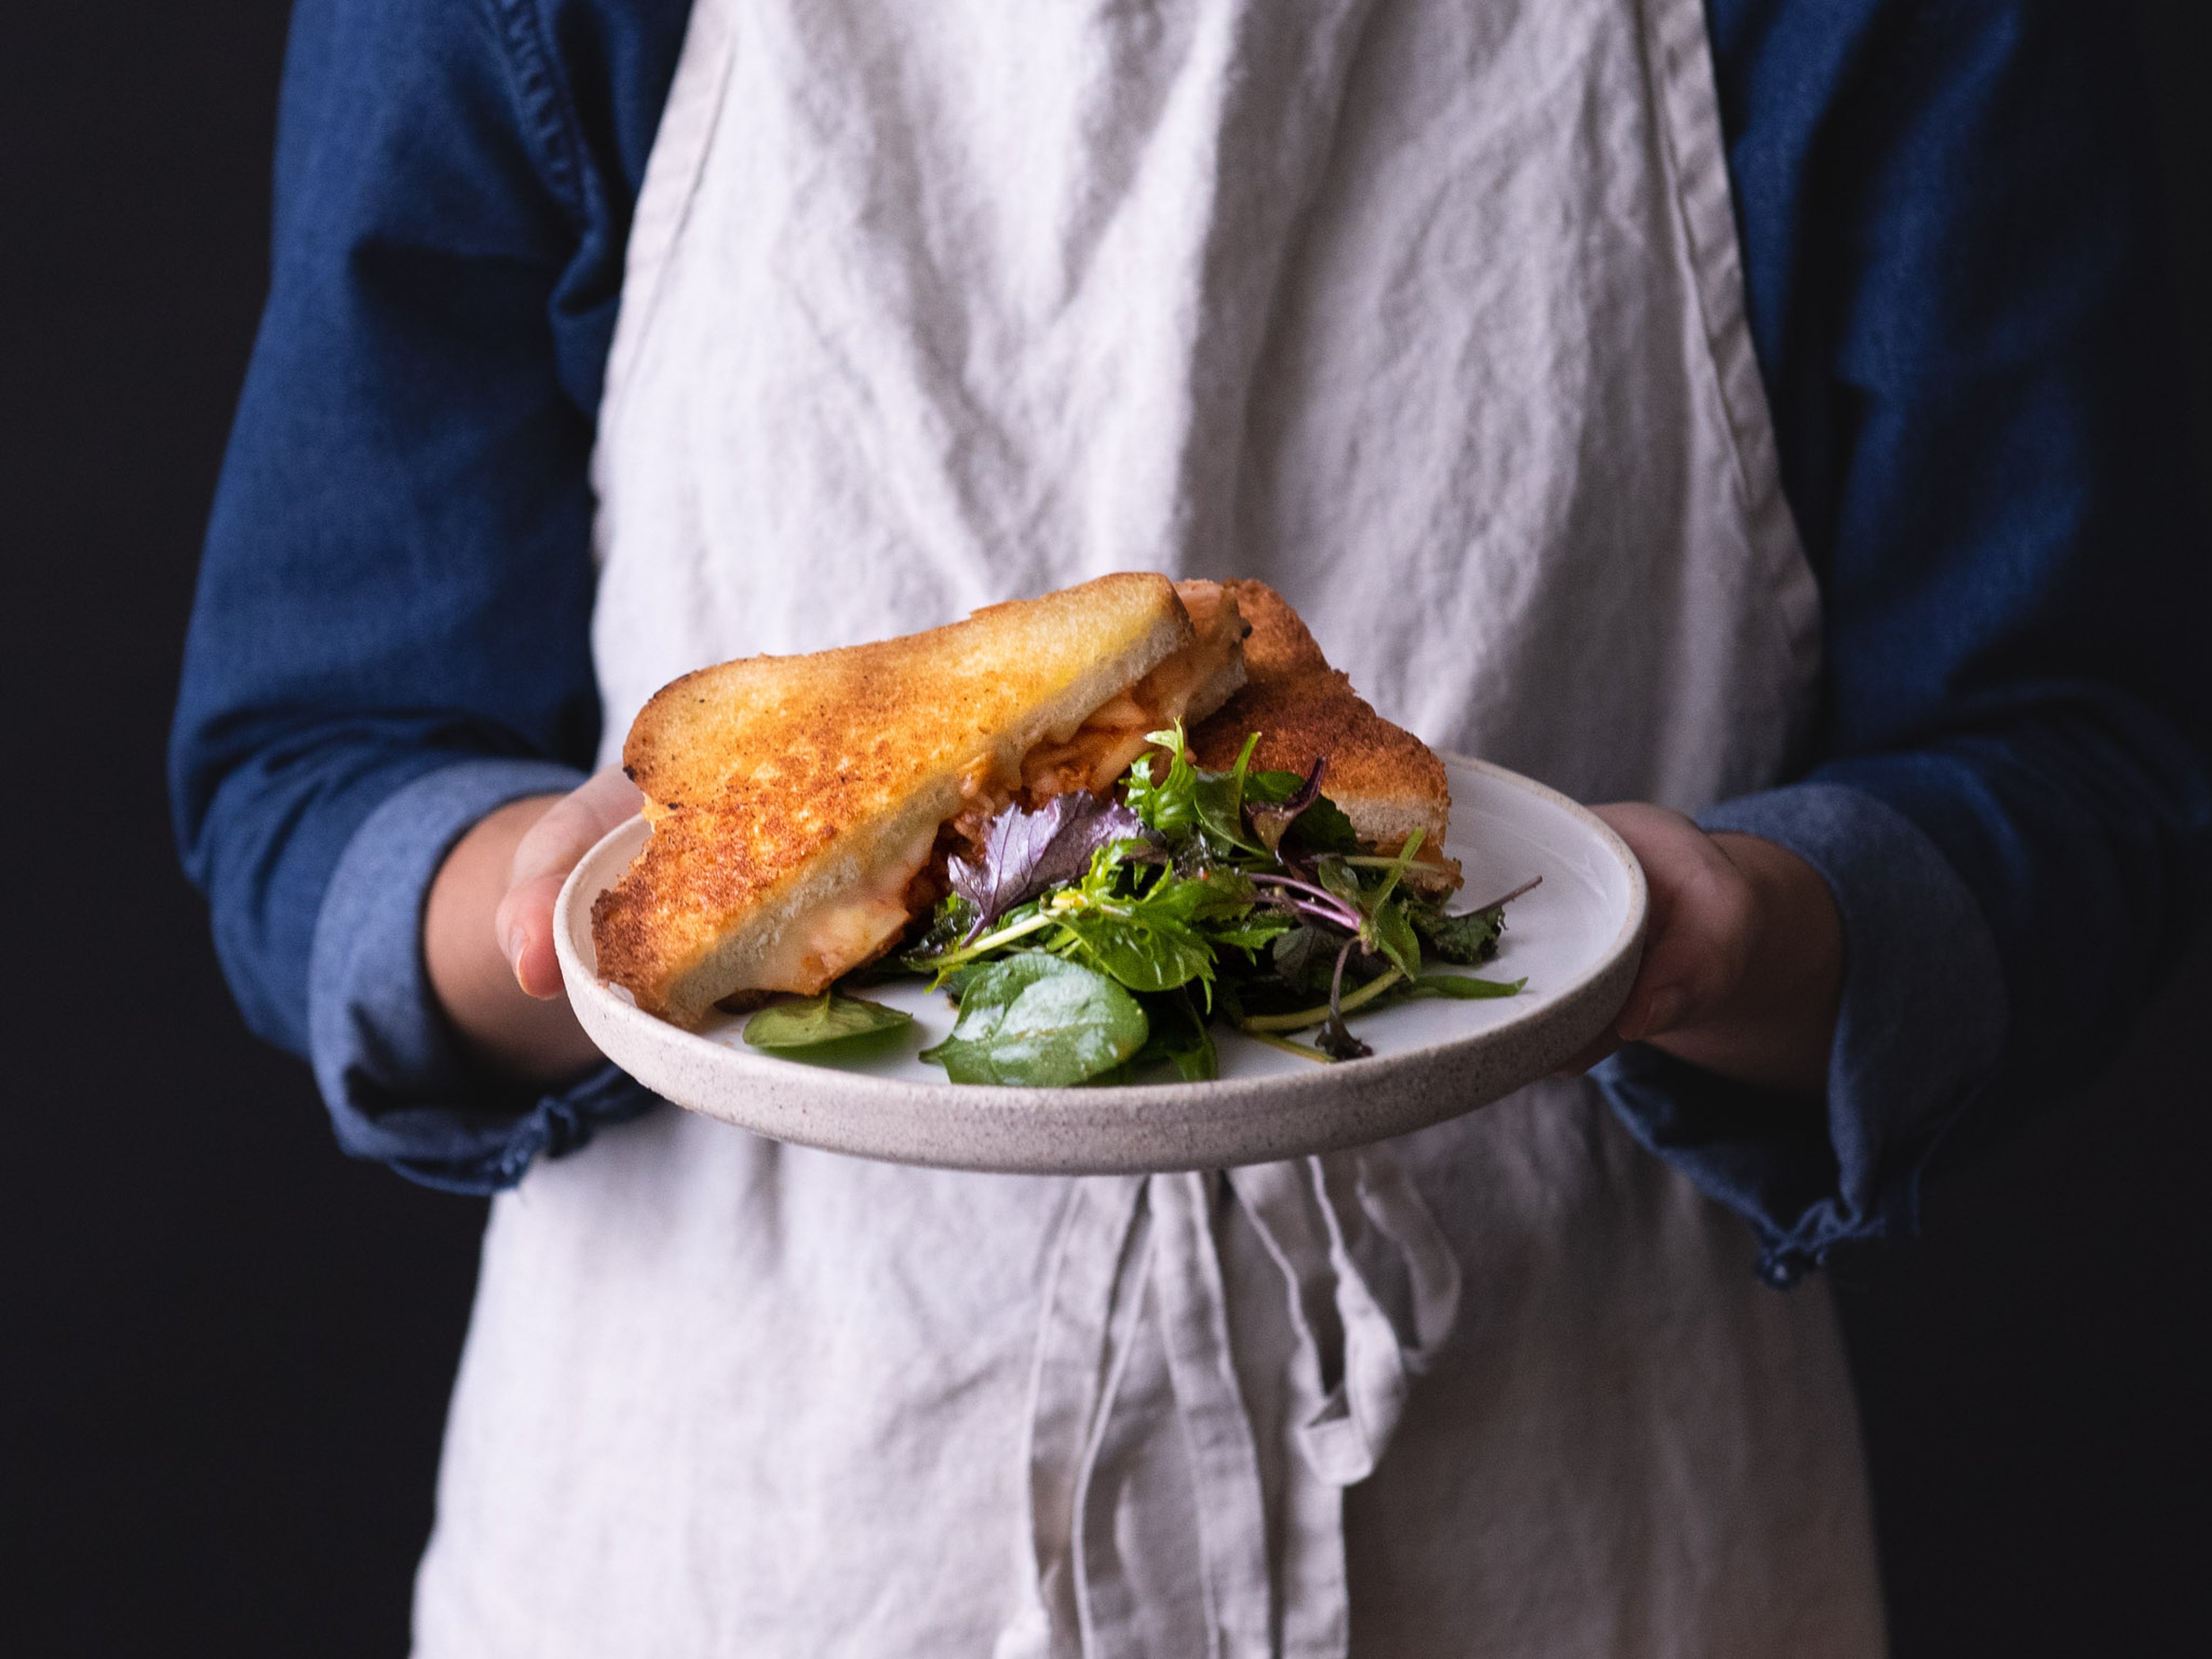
[494,766,644,999]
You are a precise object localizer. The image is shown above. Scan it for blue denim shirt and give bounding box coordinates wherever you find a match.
[170,0,2212,1284]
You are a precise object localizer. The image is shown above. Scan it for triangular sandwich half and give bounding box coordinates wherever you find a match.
[1188,579,1460,889]
[593,574,1248,1026]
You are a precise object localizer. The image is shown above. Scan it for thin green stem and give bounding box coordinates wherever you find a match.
[926,910,1056,974]
[1237,1028,1335,1065]
[1236,967,1404,1033]
[1368,827,1425,914]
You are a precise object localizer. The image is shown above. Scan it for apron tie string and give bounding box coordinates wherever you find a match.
[999,1148,1461,1659]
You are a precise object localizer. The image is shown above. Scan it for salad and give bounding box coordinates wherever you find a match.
[741,724,1535,1086]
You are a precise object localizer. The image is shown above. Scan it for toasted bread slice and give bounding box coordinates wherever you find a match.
[594,573,1247,1027]
[1189,580,1458,885]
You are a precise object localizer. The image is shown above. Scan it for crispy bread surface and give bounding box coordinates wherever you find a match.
[596,573,1196,1026]
[1188,580,1452,858]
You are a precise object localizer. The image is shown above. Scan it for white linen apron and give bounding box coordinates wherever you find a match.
[415,1,1883,1653]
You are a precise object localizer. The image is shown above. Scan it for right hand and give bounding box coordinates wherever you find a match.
[426,766,643,1082]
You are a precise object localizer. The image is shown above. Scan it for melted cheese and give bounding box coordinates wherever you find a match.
[739,825,939,994]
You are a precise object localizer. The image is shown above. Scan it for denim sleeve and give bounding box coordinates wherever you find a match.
[166,0,689,1181]
[1599,785,2006,1286]
[1641,1,2212,1277]
[307,759,655,1192]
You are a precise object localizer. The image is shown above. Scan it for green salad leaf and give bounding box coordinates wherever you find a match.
[1408,900,1506,965]
[1368,899,1423,980]
[1244,768,1357,853]
[1123,986,1220,1082]
[1040,854,1226,993]
[1169,1022,1219,1082]
[1124,730,1201,842]
[743,990,914,1050]
[1269,923,1343,994]
[1205,911,1297,955]
[919,953,1148,1086]
[1051,904,1215,993]
[1191,732,1267,853]
[1407,972,1527,999]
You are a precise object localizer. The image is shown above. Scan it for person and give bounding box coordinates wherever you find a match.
[171,0,2210,1653]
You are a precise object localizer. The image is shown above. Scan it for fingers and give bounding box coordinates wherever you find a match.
[1564,805,1842,1094]
[494,766,644,999]
[1551,803,1755,1073]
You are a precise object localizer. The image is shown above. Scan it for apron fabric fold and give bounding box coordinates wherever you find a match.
[1001,1154,1460,1659]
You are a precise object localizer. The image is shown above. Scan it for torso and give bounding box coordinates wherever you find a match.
[414,3,1878,1653]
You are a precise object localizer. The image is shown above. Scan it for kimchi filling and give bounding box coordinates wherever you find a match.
[1017,581,1247,800]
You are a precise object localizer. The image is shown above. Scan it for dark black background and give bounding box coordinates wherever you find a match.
[3,4,2207,1653]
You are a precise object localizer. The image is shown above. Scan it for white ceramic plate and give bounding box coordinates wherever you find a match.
[555,755,1645,1173]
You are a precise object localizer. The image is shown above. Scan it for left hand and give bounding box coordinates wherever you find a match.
[1554,803,1843,1094]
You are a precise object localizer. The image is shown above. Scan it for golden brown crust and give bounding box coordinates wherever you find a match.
[1188,580,1451,839]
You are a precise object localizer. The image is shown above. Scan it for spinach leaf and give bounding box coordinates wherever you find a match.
[1407,972,1526,999]
[744,990,914,1050]
[919,953,1149,1085]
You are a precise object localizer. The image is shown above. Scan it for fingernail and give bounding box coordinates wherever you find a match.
[501,921,527,975]
[1640,987,1688,1038]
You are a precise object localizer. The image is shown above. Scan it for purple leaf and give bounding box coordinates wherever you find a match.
[1245,755,1328,853]
[948,792,1153,939]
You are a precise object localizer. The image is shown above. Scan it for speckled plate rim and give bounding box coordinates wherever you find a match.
[554,755,1646,1174]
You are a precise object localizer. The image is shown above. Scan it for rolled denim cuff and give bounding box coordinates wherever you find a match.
[1597,782,2007,1285]
[306,758,656,1192]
